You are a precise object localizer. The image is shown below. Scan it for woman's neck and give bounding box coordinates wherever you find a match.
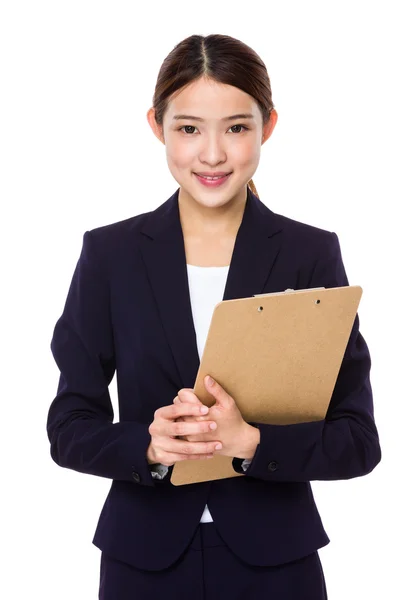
[178,186,247,239]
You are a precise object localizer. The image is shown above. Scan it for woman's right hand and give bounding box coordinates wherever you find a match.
[146,401,222,467]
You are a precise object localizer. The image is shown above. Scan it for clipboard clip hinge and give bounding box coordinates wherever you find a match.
[253,287,325,298]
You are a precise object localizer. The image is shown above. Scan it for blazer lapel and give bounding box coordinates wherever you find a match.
[138,186,284,391]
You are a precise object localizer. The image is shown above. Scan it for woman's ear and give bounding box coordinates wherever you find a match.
[261,108,278,145]
[147,107,165,144]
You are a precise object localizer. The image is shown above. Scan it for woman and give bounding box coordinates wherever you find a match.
[47,33,381,599]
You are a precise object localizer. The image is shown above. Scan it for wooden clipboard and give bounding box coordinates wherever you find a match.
[170,285,363,486]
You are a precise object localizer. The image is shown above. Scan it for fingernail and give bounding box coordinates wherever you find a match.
[201,406,209,414]
[207,376,214,386]
[215,443,222,450]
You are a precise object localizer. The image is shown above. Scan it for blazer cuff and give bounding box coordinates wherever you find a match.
[150,463,170,480]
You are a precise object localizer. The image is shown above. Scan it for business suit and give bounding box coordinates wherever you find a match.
[47,186,381,596]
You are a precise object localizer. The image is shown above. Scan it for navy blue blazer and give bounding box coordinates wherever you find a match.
[46,186,381,571]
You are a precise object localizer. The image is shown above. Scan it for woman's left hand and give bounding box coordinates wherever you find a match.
[174,376,250,457]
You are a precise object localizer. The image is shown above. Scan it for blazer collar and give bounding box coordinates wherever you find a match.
[137,186,284,389]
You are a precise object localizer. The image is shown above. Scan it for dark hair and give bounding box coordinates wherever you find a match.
[152,34,275,199]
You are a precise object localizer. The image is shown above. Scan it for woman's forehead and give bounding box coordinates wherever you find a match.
[166,80,259,121]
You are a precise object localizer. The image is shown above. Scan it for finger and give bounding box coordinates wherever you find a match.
[170,419,217,438]
[157,402,210,423]
[175,415,208,424]
[204,376,233,413]
[162,438,222,456]
[174,397,208,422]
[178,389,201,404]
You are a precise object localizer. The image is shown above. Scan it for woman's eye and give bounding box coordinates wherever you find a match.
[229,124,249,134]
[180,125,197,134]
[178,124,249,134]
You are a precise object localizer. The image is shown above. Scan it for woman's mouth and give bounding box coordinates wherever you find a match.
[193,172,232,188]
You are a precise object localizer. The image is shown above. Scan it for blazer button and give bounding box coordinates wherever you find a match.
[132,471,141,483]
[267,461,278,472]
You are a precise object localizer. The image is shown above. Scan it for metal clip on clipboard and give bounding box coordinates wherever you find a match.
[253,287,326,298]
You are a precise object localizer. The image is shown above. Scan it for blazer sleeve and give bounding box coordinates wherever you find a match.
[46,230,157,487]
[232,231,381,482]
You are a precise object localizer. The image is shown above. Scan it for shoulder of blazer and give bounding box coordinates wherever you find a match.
[82,211,153,263]
[267,211,339,263]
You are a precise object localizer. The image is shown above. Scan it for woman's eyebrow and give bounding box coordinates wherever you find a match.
[172,113,255,122]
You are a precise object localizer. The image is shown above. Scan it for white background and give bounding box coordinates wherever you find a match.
[1,1,419,598]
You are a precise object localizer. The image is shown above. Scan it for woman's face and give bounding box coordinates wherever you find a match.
[148,76,277,210]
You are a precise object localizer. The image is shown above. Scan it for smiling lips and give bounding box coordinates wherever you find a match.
[194,172,232,187]
[195,171,232,179]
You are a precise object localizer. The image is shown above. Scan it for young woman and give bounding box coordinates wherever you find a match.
[47,33,381,599]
